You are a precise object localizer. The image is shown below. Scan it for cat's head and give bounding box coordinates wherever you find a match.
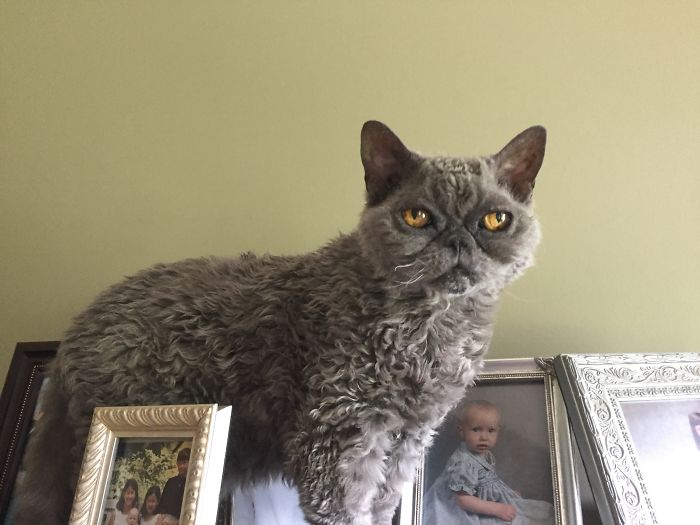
[357,121,545,299]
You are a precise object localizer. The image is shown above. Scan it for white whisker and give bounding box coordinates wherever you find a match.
[404,273,424,285]
[502,290,529,302]
[393,262,417,271]
[391,272,425,287]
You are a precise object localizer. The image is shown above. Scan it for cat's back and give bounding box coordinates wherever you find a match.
[81,241,363,314]
[56,240,369,381]
[57,255,283,359]
[66,253,289,331]
[52,251,335,409]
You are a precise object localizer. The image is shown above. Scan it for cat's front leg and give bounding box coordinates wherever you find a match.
[371,487,405,525]
[291,431,374,525]
[290,414,407,525]
[371,432,425,525]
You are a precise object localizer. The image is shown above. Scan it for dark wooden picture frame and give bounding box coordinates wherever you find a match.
[0,341,59,520]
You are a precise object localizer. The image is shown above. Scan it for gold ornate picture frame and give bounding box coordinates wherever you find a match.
[398,358,581,525]
[554,353,700,525]
[69,404,231,525]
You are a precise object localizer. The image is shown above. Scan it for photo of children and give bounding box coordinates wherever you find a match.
[101,440,192,525]
[423,399,554,524]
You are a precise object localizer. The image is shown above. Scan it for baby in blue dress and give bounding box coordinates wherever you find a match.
[423,400,554,524]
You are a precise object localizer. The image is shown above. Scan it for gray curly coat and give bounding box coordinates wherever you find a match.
[14,121,545,525]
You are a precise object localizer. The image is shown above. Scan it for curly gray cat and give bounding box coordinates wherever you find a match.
[14,120,546,525]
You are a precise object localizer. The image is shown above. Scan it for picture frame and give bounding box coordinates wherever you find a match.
[398,357,582,525]
[69,404,232,525]
[554,353,700,525]
[0,341,59,520]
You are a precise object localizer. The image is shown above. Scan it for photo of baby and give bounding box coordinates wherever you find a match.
[423,399,553,524]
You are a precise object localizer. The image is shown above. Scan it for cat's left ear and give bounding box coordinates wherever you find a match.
[494,126,546,202]
[361,121,414,205]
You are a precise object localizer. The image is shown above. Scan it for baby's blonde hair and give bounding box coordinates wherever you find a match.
[454,399,500,427]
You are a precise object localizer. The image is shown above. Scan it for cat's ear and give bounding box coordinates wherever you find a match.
[494,126,546,202]
[361,121,414,205]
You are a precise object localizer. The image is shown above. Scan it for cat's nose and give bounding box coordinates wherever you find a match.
[446,231,474,256]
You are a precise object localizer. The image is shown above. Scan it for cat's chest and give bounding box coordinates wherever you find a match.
[365,310,485,395]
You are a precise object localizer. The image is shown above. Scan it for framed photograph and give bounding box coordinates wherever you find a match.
[69,404,231,525]
[398,358,581,525]
[0,341,59,521]
[554,353,700,525]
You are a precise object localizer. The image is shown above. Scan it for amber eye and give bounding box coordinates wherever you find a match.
[402,208,431,228]
[481,211,512,232]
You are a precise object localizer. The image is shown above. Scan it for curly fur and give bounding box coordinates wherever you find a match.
[14,121,545,525]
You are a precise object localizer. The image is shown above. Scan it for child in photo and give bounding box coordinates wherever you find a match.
[140,486,161,525]
[107,479,140,525]
[423,400,554,524]
[126,507,140,525]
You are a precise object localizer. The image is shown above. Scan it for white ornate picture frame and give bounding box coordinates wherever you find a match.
[554,353,700,525]
[69,404,231,525]
[398,358,582,525]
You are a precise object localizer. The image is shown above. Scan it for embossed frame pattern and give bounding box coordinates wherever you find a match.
[398,358,581,525]
[554,353,700,525]
[68,404,230,525]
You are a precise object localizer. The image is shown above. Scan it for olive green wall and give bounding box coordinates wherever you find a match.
[2,2,699,386]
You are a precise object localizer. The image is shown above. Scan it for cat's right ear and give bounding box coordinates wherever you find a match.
[494,126,547,202]
[361,121,413,205]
